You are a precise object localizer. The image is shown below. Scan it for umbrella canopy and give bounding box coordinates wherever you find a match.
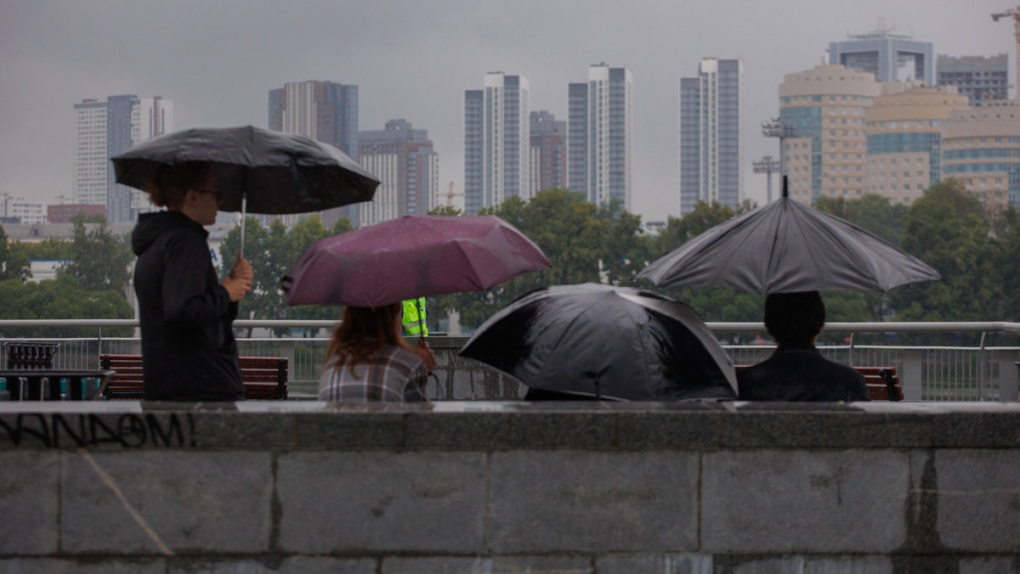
[281,215,550,308]
[459,283,738,401]
[111,125,379,215]
[637,193,940,294]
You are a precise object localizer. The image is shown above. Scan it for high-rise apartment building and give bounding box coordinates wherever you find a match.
[73,95,172,224]
[941,100,1020,209]
[829,26,934,85]
[357,119,439,227]
[529,111,567,193]
[679,58,743,215]
[268,80,358,226]
[567,64,633,210]
[268,81,359,158]
[779,64,881,204]
[464,72,530,214]
[865,86,968,205]
[937,54,1009,107]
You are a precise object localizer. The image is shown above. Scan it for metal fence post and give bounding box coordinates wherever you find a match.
[901,348,924,401]
[999,354,1019,402]
[279,339,296,383]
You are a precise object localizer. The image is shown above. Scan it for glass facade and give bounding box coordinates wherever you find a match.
[679,59,742,215]
[779,106,822,197]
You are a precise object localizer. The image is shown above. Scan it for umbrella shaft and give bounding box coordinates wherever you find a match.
[239,196,247,257]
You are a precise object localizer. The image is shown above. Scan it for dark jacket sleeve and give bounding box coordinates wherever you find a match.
[846,371,871,401]
[161,231,232,327]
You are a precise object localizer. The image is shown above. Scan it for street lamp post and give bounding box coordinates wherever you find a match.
[761,118,797,196]
[752,156,781,203]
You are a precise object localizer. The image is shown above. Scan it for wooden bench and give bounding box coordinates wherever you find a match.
[98,354,288,400]
[735,365,903,401]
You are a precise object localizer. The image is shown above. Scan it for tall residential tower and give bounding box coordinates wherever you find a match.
[357,119,439,226]
[568,64,633,210]
[679,58,743,215]
[73,95,172,223]
[464,72,530,214]
[268,80,358,226]
[529,111,567,193]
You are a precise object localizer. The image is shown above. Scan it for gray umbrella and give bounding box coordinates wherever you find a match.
[459,283,737,401]
[637,184,940,294]
[112,125,379,242]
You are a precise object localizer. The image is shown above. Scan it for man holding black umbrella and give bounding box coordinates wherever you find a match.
[132,162,254,401]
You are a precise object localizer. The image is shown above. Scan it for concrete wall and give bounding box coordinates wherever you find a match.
[1,400,1019,573]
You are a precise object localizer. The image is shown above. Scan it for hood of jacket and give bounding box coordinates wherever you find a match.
[132,211,207,257]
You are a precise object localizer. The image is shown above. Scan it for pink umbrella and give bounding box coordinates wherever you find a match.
[281,215,550,308]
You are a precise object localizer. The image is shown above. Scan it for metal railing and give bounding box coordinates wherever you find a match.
[1,320,1018,402]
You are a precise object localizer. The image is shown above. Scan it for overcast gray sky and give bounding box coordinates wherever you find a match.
[0,0,1012,223]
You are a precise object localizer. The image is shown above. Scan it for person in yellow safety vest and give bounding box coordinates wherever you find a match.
[401,297,428,337]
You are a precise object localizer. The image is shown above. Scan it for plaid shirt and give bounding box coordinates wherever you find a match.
[317,344,429,402]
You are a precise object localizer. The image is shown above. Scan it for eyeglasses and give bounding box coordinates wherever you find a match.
[195,189,224,200]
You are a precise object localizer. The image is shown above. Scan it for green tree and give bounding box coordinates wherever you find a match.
[56,218,132,295]
[220,215,344,335]
[997,205,1020,320]
[654,201,736,257]
[9,237,72,262]
[596,199,652,286]
[0,276,133,338]
[890,179,1002,322]
[815,193,907,246]
[427,205,463,216]
[0,225,31,281]
[434,189,628,330]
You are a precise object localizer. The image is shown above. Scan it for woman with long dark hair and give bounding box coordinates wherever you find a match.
[318,303,436,402]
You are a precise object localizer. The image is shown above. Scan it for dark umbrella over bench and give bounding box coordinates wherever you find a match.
[637,179,941,294]
[459,283,738,401]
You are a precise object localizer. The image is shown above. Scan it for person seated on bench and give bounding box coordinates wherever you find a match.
[318,303,436,402]
[738,291,869,402]
[132,162,253,401]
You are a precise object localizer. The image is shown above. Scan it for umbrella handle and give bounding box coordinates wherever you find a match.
[239,195,247,258]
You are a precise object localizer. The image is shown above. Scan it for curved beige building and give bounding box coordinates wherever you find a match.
[779,64,882,204]
[940,101,1020,210]
[865,87,968,205]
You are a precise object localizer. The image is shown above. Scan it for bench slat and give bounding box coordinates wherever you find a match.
[99,354,288,400]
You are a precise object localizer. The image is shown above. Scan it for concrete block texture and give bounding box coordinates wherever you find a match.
[595,553,712,574]
[167,556,377,574]
[277,451,487,553]
[0,452,59,555]
[958,556,1020,574]
[488,451,699,552]
[711,556,891,574]
[382,555,592,573]
[701,450,909,553]
[0,558,165,573]
[936,449,1020,552]
[60,451,273,554]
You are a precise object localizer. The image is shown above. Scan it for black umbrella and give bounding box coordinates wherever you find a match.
[459,283,737,401]
[112,125,379,247]
[637,180,940,294]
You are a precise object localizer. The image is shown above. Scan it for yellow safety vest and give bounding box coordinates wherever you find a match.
[402,297,428,337]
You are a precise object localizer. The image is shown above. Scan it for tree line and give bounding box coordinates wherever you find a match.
[2,178,1017,339]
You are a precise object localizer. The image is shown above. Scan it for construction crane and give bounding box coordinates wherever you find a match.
[444,181,463,208]
[992,5,1020,99]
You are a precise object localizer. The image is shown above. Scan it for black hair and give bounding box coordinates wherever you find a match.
[763,291,825,347]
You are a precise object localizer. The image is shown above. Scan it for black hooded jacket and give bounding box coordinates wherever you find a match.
[132,211,244,401]
[737,345,869,402]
